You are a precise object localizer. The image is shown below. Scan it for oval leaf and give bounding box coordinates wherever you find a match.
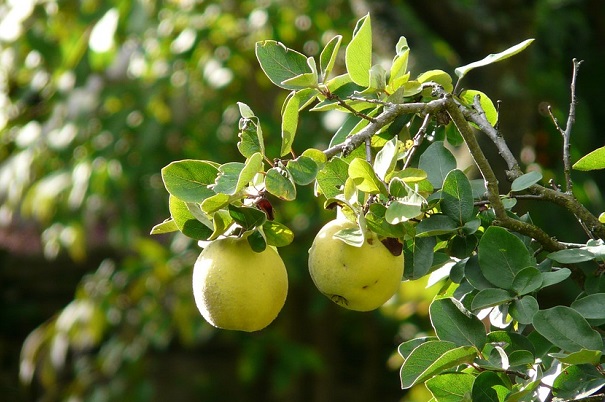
[418,141,457,189]
[255,40,314,90]
[571,293,605,319]
[441,169,474,224]
[400,340,477,389]
[532,306,603,352]
[265,167,296,201]
[511,171,542,192]
[430,297,487,349]
[478,226,533,290]
[161,160,218,203]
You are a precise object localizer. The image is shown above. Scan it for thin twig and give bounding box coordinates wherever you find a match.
[403,113,431,169]
[460,91,605,241]
[321,90,378,123]
[562,59,583,193]
[445,94,565,252]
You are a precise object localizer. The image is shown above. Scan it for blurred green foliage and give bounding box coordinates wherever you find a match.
[1,0,604,401]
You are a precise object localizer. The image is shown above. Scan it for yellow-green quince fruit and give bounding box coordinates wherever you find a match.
[192,237,288,332]
[308,219,403,311]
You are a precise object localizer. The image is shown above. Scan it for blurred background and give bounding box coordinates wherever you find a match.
[1,0,604,401]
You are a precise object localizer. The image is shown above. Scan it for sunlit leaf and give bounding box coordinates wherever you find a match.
[441,169,474,224]
[454,39,534,80]
[459,89,498,127]
[400,340,476,389]
[255,40,314,90]
[348,158,387,194]
[161,160,218,203]
[265,167,296,201]
[573,145,605,171]
[150,218,178,235]
[319,35,342,81]
[417,70,453,93]
[425,373,474,402]
[345,13,372,87]
[262,220,294,247]
[169,195,212,240]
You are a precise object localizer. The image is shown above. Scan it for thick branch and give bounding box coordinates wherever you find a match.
[445,95,565,252]
[323,98,447,159]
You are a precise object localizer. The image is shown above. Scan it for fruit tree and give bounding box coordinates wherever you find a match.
[152,13,605,401]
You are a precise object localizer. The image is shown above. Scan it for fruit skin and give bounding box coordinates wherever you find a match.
[308,219,403,311]
[192,237,288,332]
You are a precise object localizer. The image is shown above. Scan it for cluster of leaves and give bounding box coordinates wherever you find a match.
[154,13,605,401]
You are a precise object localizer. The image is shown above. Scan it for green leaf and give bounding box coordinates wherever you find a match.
[454,39,534,80]
[391,168,428,183]
[398,336,438,360]
[532,306,603,353]
[209,210,233,240]
[403,236,436,280]
[417,70,453,93]
[541,268,571,287]
[364,203,407,238]
[388,37,410,91]
[280,56,318,88]
[464,256,493,290]
[510,171,542,192]
[430,298,486,349]
[471,371,510,402]
[316,157,349,199]
[200,192,230,214]
[385,199,423,224]
[334,225,365,248]
[287,155,320,185]
[265,167,296,201]
[549,349,602,365]
[345,13,372,87]
[416,214,458,237]
[168,195,212,240]
[571,293,605,319]
[511,267,543,295]
[418,141,457,189]
[373,137,398,181]
[236,102,265,158]
[247,229,267,252]
[400,340,477,389]
[547,248,595,263]
[255,40,314,90]
[281,91,300,156]
[228,204,266,230]
[237,101,256,118]
[319,35,342,81]
[213,152,264,195]
[509,295,539,325]
[573,145,605,171]
[471,288,515,311]
[161,160,218,203]
[486,331,536,362]
[478,226,533,290]
[441,169,474,224]
[262,220,294,247]
[348,158,387,194]
[150,218,178,235]
[425,373,474,402]
[459,89,498,127]
[552,364,605,400]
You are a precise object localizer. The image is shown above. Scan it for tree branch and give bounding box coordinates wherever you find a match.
[461,92,605,241]
[445,94,565,252]
[323,98,447,159]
